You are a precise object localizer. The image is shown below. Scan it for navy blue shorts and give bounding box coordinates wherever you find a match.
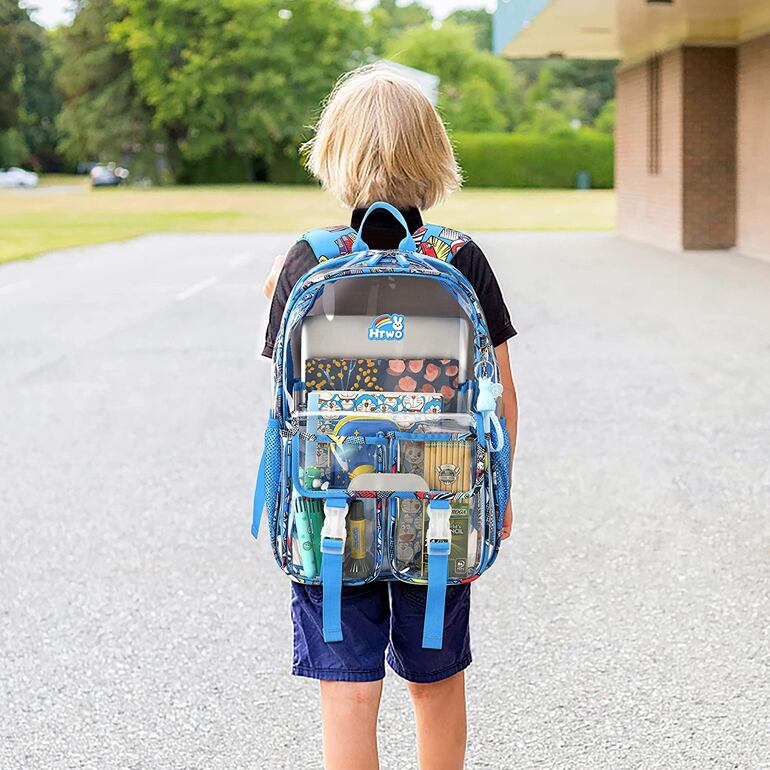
[291,581,472,683]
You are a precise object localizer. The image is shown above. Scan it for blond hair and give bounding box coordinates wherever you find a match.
[304,65,462,211]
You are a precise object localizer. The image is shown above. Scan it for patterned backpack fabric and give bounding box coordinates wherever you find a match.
[252,202,510,649]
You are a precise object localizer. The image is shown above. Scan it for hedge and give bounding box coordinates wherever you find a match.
[177,150,310,184]
[176,130,614,188]
[259,131,614,188]
[178,152,253,184]
[452,131,614,189]
[267,151,313,184]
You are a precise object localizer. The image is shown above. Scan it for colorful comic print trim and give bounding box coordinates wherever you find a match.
[305,225,357,263]
[335,231,357,256]
[305,223,471,264]
[412,225,472,262]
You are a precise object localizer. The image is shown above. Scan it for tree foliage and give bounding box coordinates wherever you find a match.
[445,8,492,51]
[518,68,585,134]
[513,57,616,125]
[594,98,615,134]
[16,22,62,167]
[112,0,367,173]
[44,0,617,181]
[385,21,525,132]
[0,0,60,167]
[56,0,169,179]
[0,0,25,132]
[367,0,432,54]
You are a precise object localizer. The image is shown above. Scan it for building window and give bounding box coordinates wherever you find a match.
[647,55,661,175]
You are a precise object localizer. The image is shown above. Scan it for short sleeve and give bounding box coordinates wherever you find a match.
[261,240,317,358]
[451,242,517,347]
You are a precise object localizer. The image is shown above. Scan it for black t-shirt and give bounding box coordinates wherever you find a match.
[262,207,516,358]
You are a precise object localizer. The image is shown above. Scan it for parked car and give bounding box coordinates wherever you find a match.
[90,163,129,187]
[0,167,39,188]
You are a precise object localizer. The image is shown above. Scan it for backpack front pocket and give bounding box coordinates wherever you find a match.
[389,433,485,582]
[292,432,388,495]
[390,496,483,582]
[285,492,382,585]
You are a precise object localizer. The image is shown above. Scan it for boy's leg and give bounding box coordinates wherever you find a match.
[290,582,390,770]
[320,680,383,770]
[407,671,467,770]
[387,583,472,770]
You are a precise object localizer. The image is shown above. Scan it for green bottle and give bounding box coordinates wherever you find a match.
[307,498,325,570]
[293,497,318,578]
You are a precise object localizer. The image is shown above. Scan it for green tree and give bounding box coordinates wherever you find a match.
[0,0,23,131]
[0,128,28,166]
[113,0,368,177]
[446,75,508,132]
[445,8,492,51]
[56,0,163,179]
[519,68,585,134]
[594,98,615,134]
[385,21,525,132]
[0,0,30,165]
[548,59,616,123]
[368,0,433,55]
[513,58,616,125]
[0,1,62,169]
[16,21,62,168]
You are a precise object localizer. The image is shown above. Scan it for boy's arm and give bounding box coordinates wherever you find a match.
[495,341,518,539]
[261,243,317,359]
[263,253,286,298]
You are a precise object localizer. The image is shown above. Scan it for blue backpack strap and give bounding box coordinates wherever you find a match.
[301,225,358,263]
[422,499,452,649]
[302,220,471,264]
[320,496,348,643]
[412,224,472,264]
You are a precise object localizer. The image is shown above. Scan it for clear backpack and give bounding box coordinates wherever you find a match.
[252,202,510,649]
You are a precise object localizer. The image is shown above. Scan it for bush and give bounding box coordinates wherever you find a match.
[453,130,614,188]
[177,152,252,184]
[257,132,615,188]
[175,131,613,189]
[178,150,313,185]
[267,150,313,185]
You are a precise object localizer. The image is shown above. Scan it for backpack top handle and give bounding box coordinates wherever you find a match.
[351,201,418,256]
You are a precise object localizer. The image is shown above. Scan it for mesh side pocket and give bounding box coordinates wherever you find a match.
[491,418,511,525]
[262,417,283,533]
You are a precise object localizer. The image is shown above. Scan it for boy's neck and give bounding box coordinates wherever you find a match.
[351,206,423,235]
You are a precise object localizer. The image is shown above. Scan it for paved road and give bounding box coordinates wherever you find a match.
[1,233,768,770]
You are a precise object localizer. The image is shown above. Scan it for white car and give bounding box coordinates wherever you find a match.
[0,167,39,188]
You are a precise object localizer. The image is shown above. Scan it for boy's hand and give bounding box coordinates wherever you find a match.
[262,253,286,299]
[501,501,514,540]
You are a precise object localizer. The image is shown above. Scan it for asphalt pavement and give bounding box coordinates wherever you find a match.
[1,232,768,769]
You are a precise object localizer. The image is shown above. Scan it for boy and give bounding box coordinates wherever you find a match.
[263,66,518,770]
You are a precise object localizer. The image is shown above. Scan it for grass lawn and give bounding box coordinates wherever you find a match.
[0,178,615,264]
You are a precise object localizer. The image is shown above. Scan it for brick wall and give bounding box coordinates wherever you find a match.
[616,50,683,251]
[681,48,737,250]
[616,46,742,252]
[737,33,770,259]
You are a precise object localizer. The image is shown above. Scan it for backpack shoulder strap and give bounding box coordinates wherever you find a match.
[412,224,473,264]
[302,221,473,264]
[301,225,358,263]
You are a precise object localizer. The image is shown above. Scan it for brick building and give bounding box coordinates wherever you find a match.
[493,0,770,259]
